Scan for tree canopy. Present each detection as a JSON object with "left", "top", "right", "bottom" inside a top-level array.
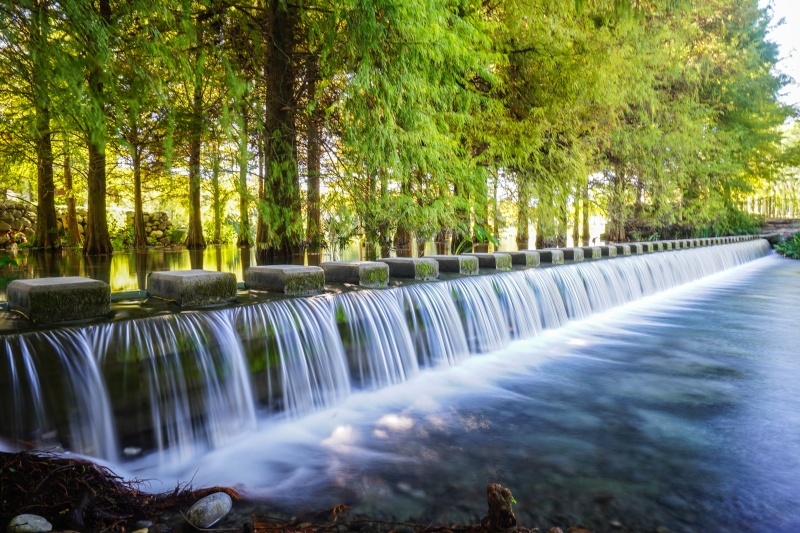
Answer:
[{"left": 0, "top": 0, "right": 794, "bottom": 256}]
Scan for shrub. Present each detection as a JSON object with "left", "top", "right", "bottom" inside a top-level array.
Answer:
[{"left": 774, "top": 232, "right": 800, "bottom": 259}]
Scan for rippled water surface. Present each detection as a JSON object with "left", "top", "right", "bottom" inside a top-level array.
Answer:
[{"left": 117, "top": 254, "right": 800, "bottom": 533}]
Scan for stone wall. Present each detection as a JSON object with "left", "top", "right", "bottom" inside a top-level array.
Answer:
[
  {"left": 0, "top": 202, "right": 36, "bottom": 247},
  {"left": 125, "top": 211, "right": 175, "bottom": 245},
  {"left": 56, "top": 209, "right": 88, "bottom": 241}
]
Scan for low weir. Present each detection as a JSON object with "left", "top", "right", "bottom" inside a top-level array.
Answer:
[{"left": 0, "top": 240, "right": 772, "bottom": 465}]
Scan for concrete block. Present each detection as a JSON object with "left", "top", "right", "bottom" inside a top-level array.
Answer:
[
  {"left": 576, "top": 246, "right": 597, "bottom": 259},
  {"left": 321, "top": 261, "right": 389, "bottom": 287},
  {"left": 7, "top": 277, "right": 110, "bottom": 324},
  {"left": 147, "top": 270, "right": 237, "bottom": 307},
  {"left": 464, "top": 252, "right": 512, "bottom": 271},
  {"left": 641, "top": 242, "right": 655, "bottom": 253},
  {"left": 629, "top": 243, "right": 644, "bottom": 254},
  {"left": 380, "top": 257, "right": 439, "bottom": 280},
  {"left": 564, "top": 248, "right": 585, "bottom": 261},
  {"left": 598, "top": 245, "right": 617, "bottom": 258},
  {"left": 508, "top": 250, "right": 541, "bottom": 267},
  {"left": 245, "top": 265, "right": 324, "bottom": 296},
  {"left": 537, "top": 249, "right": 564, "bottom": 265},
  {"left": 652, "top": 242, "right": 664, "bottom": 251},
  {"left": 614, "top": 244, "right": 631, "bottom": 256},
  {"left": 426, "top": 255, "right": 479, "bottom": 275}
]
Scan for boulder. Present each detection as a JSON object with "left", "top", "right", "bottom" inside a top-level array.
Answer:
[
  {"left": 7, "top": 514, "right": 52, "bottom": 533},
  {"left": 23, "top": 228, "right": 35, "bottom": 242},
  {"left": 0, "top": 221, "right": 10, "bottom": 232},
  {"left": 186, "top": 492, "right": 232, "bottom": 529},
  {"left": 246, "top": 265, "right": 325, "bottom": 295},
  {"left": 20, "top": 217, "right": 32, "bottom": 228},
  {"left": 7, "top": 277, "right": 110, "bottom": 324},
  {"left": 147, "top": 270, "right": 238, "bottom": 307},
  {"left": 151, "top": 230, "right": 164, "bottom": 238},
  {"left": 0, "top": 211, "right": 12, "bottom": 222}
]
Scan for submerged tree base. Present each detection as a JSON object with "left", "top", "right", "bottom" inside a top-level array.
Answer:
[{"left": 0, "top": 452, "right": 573, "bottom": 533}]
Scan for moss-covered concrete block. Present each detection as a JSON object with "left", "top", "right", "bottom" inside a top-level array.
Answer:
[
  {"left": 538, "top": 249, "right": 565, "bottom": 264},
  {"left": 614, "top": 244, "right": 631, "bottom": 256},
  {"left": 508, "top": 250, "right": 541, "bottom": 266},
  {"left": 597, "top": 245, "right": 617, "bottom": 258},
  {"left": 147, "top": 270, "right": 237, "bottom": 307},
  {"left": 321, "top": 261, "right": 389, "bottom": 287},
  {"left": 640, "top": 242, "right": 655, "bottom": 253},
  {"left": 381, "top": 257, "right": 439, "bottom": 280},
  {"left": 464, "top": 252, "right": 512, "bottom": 271},
  {"left": 7, "top": 277, "right": 110, "bottom": 324},
  {"left": 629, "top": 243, "right": 644, "bottom": 254},
  {"left": 427, "top": 255, "right": 479, "bottom": 275},
  {"left": 579, "top": 246, "right": 600, "bottom": 259},
  {"left": 245, "top": 265, "right": 324, "bottom": 295}
]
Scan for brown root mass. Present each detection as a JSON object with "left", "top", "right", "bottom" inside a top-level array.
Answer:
[{"left": 0, "top": 451, "right": 239, "bottom": 531}]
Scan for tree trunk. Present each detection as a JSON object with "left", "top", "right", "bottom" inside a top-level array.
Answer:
[
  {"left": 256, "top": 129, "right": 267, "bottom": 243},
  {"left": 31, "top": 3, "right": 58, "bottom": 251},
  {"left": 305, "top": 54, "right": 322, "bottom": 251},
  {"left": 237, "top": 109, "right": 252, "bottom": 247},
  {"left": 260, "top": 0, "right": 300, "bottom": 261},
  {"left": 572, "top": 183, "right": 580, "bottom": 247},
  {"left": 132, "top": 146, "right": 147, "bottom": 247},
  {"left": 185, "top": 20, "right": 206, "bottom": 250},
  {"left": 34, "top": 106, "right": 58, "bottom": 250},
  {"left": 582, "top": 179, "right": 590, "bottom": 245},
  {"left": 63, "top": 154, "right": 81, "bottom": 244},
  {"left": 82, "top": 0, "right": 113, "bottom": 255},
  {"left": 516, "top": 176, "right": 529, "bottom": 250},
  {"left": 84, "top": 139, "right": 113, "bottom": 254},
  {"left": 212, "top": 149, "right": 222, "bottom": 244}
]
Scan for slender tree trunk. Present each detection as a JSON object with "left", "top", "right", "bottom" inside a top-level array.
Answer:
[
  {"left": 256, "top": 124, "right": 267, "bottom": 243},
  {"left": 237, "top": 109, "right": 252, "bottom": 246},
  {"left": 517, "top": 175, "right": 529, "bottom": 250},
  {"left": 572, "top": 184, "right": 580, "bottom": 247},
  {"left": 82, "top": 0, "right": 113, "bottom": 255},
  {"left": 34, "top": 107, "right": 58, "bottom": 250},
  {"left": 305, "top": 54, "right": 322, "bottom": 250},
  {"left": 212, "top": 149, "right": 221, "bottom": 244},
  {"left": 582, "top": 179, "right": 590, "bottom": 245},
  {"left": 260, "top": 0, "right": 300, "bottom": 261},
  {"left": 185, "top": 33, "right": 206, "bottom": 250},
  {"left": 63, "top": 154, "right": 80, "bottom": 244},
  {"left": 133, "top": 146, "right": 147, "bottom": 247}
]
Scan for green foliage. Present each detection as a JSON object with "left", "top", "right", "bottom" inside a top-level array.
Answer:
[
  {"left": 775, "top": 232, "right": 800, "bottom": 260},
  {"left": 109, "top": 221, "right": 134, "bottom": 251}
]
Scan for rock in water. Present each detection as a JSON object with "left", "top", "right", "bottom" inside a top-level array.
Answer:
[
  {"left": 186, "top": 492, "right": 232, "bottom": 528},
  {"left": 482, "top": 483, "right": 517, "bottom": 531},
  {"left": 7, "top": 514, "right": 52, "bottom": 533}
]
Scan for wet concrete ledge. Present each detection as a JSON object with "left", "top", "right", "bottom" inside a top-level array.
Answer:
[{"left": 0, "top": 236, "right": 764, "bottom": 327}]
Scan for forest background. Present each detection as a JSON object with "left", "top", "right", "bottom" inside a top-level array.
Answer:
[{"left": 1, "top": 0, "right": 799, "bottom": 258}]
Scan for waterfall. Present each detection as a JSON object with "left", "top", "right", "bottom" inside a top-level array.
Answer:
[{"left": 0, "top": 240, "right": 773, "bottom": 465}]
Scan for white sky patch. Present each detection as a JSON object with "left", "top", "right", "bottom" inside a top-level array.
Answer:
[{"left": 764, "top": 0, "right": 800, "bottom": 107}]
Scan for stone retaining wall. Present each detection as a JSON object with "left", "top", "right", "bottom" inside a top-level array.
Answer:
[
  {"left": 0, "top": 202, "right": 36, "bottom": 247},
  {"left": 56, "top": 209, "right": 88, "bottom": 241},
  {"left": 125, "top": 211, "right": 175, "bottom": 245}
]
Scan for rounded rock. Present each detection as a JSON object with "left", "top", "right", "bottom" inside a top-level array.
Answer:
[
  {"left": 186, "top": 492, "right": 232, "bottom": 528},
  {"left": 7, "top": 514, "right": 52, "bottom": 533}
]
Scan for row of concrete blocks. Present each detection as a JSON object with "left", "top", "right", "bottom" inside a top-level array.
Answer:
[{"left": 5, "top": 235, "right": 758, "bottom": 324}]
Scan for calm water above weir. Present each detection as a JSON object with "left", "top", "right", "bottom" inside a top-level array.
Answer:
[{"left": 2, "top": 242, "right": 799, "bottom": 532}]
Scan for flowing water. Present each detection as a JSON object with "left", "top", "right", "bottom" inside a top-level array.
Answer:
[{"left": 3, "top": 240, "right": 798, "bottom": 532}]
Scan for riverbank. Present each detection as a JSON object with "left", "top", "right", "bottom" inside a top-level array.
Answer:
[{"left": 1, "top": 452, "right": 577, "bottom": 533}]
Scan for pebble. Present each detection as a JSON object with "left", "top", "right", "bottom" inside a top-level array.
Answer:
[
  {"left": 186, "top": 492, "right": 233, "bottom": 528},
  {"left": 135, "top": 521, "right": 154, "bottom": 529},
  {"left": 7, "top": 515, "right": 52, "bottom": 533},
  {"left": 610, "top": 520, "right": 623, "bottom": 529},
  {"left": 131, "top": 529, "right": 148, "bottom": 533},
  {"left": 655, "top": 528, "right": 672, "bottom": 533}
]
